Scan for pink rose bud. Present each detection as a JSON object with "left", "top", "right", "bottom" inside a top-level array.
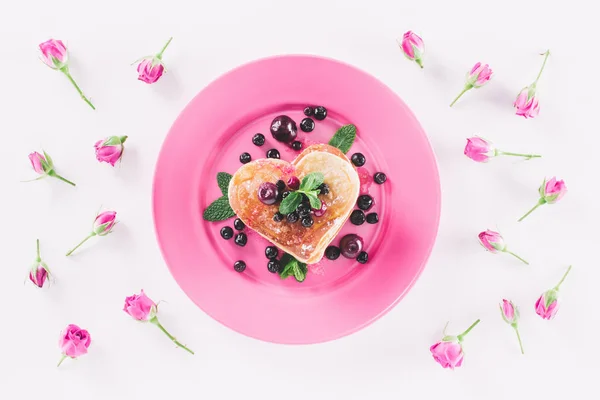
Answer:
[
  {"left": 478, "top": 230, "right": 528, "bottom": 264},
  {"left": 514, "top": 50, "right": 550, "bottom": 119},
  {"left": 398, "top": 31, "right": 424, "bottom": 68},
  {"left": 535, "top": 265, "right": 572, "bottom": 320},
  {"left": 124, "top": 290, "right": 194, "bottom": 355},
  {"left": 430, "top": 319, "right": 480, "bottom": 369},
  {"left": 94, "top": 136, "right": 128, "bottom": 166},
  {"left": 518, "top": 176, "right": 567, "bottom": 222},
  {"left": 499, "top": 299, "right": 524, "bottom": 354},
  {"left": 38, "top": 39, "right": 95, "bottom": 110},
  {"left": 134, "top": 37, "right": 173, "bottom": 84},
  {"left": 66, "top": 210, "right": 118, "bottom": 256},
  {"left": 26, "top": 151, "right": 76, "bottom": 187},
  {"left": 450, "top": 62, "right": 493, "bottom": 107},
  {"left": 464, "top": 137, "right": 541, "bottom": 163},
  {"left": 29, "top": 239, "right": 51, "bottom": 288},
  {"left": 57, "top": 324, "right": 91, "bottom": 367}
]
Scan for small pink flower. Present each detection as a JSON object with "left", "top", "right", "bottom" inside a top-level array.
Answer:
[
  {"left": 26, "top": 150, "right": 76, "bottom": 186},
  {"left": 124, "top": 290, "right": 194, "bottom": 354},
  {"left": 514, "top": 50, "right": 550, "bottom": 119},
  {"left": 134, "top": 37, "right": 173, "bottom": 84},
  {"left": 398, "top": 31, "right": 424, "bottom": 68},
  {"left": 430, "top": 319, "right": 480, "bottom": 369},
  {"left": 94, "top": 136, "right": 128, "bottom": 166},
  {"left": 535, "top": 266, "right": 572, "bottom": 320},
  {"left": 464, "top": 137, "right": 541, "bottom": 163},
  {"left": 450, "top": 62, "right": 493, "bottom": 107},
  {"left": 499, "top": 299, "right": 524, "bottom": 354},
  {"left": 124, "top": 290, "right": 157, "bottom": 321},
  {"left": 66, "top": 210, "right": 118, "bottom": 256},
  {"left": 518, "top": 176, "right": 567, "bottom": 221},
  {"left": 478, "top": 230, "right": 528, "bottom": 264},
  {"left": 39, "top": 39, "right": 68, "bottom": 69},
  {"left": 57, "top": 324, "right": 91, "bottom": 367},
  {"left": 38, "top": 39, "right": 95, "bottom": 109},
  {"left": 28, "top": 239, "right": 51, "bottom": 288}
]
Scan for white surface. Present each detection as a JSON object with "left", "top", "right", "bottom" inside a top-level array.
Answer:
[{"left": 1, "top": 0, "right": 597, "bottom": 398}]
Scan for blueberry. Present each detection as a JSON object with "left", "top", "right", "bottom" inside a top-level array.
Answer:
[
  {"left": 239, "top": 152, "right": 252, "bottom": 164},
  {"left": 291, "top": 141, "right": 303, "bottom": 151},
  {"left": 220, "top": 226, "right": 234, "bottom": 240},
  {"left": 267, "top": 259, "right": 281, "bottom": 273},
  {"left": 300, "top": 118, "right": 315, "bottom": 133},
  {"left": 356, "top": 251, "right": 368, "bottom": 264},
  {"left": 286, "top": 211, "right": 299, "bottom": 223},
  {"left": 374, "top": 172, "right": 387, "bottom": 184},
  {"left": 301, "top": 216, "right": 314, "bottom": 227},
  {"left": 273, "top": 212, "right": 284, "bottom": 222},
  {"left": 252, "top": 133, "right": 265, "bottom": 146},
  {"left": 318, "top": 183, "right": 329, "bottom": 195},
  {"left": 314, "top": 106, "right": 327, "bottom": 120},
  {"left": 339, "top": 234, "right": 364, "bottom": 259},
  {"left": 281, "top": 191, "right": 290, "bottom": 199},
  {"left": 276, "top": 180, "right": 286, "bottom": 192},
  {"left": 234, "top": 232, "right": 247, "bottom": 247},
  {"left": 366, "top": 213, "right": 379, "bottom": 224},
  {"left": 266, "top": 148, "right": 280, "bottom": 159},
  {"left": 265, "top": 246, "right": 279, "bottom": 259},
  {"left": 270, "top": 115, "right": 297, "bottom": 143},
  {"left": 351, "top": 153, "right": 366, "bottom": 167},
  {"left": 234, "top": 218, "right": 245, "bottom": 230},
  {"left": 233, "top": 260, "right": 246, "bottom": 272},
  {"left": 357, "top": 195, "right": 374, "bottom": 211},
  {"left": 350, "top": 210, "right": 366, "bottom": 225},
  {"left": 303, "top": 106, "right": 314, "bottom": 116},
  {"left": 325, "top": 246, "right": 341, "bottom": 260},
  {"left": 297, "top": 203, "right": 310, "bottom": 217}
]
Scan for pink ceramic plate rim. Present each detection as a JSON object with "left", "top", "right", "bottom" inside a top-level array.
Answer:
[{"left": 152, "top": 55, "right": 441, "bottom": 344}]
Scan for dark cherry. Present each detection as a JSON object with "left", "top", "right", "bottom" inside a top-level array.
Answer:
[
  {"left": 234, "top": 218, "right": 245, "bottom": 230},
  {"left": 325, "top": 246, "right": 341, "bottom": 260},
  {"left": 267, "top": 259, "right": 281, "bottom": 273},
  {"left": 265, "top": 246, "right": 279, "bottom": 259},
  {"left": 314, "top": 106, "right": 327, "bottom": 120},
  {"left": 339, "top": 234, "right": 364, "bottom": 259},
  {"left": 266, "top": 148, "right": 280, "bottom": 159},
  {"left": 239, "top": 152, "right": 251, "bottom": 164},
  {"left": 257, "top": 182, "right": 279, "bottom": 205},
  {"left": 273, "top": 212, "right": 284, "bottom": 222},
  {"left": 374, "top": 172, "right": 387, "bottom": 184},
  {"left": 351, "top": 153, "right": 366, "bottom": 167},
  {"left": 233, "top": 260, "right": 246, "bottom": 272},
  {"left": 300, "top": 118, "right": 315, "bottom": 133},
  {"left": 357, "top": 195, "right": 374, "bottom": 211},
  {"left": 270, "top": 115, "right": 297, "bottom": 143},
  {"left": 234, "top": 232, "right": 247, "bottom": 247},
  {"left": 366, "top": 213, "right": 379, "bottom": 224},
  {"left": 313, "top": 202, "right": 327, "bottom": 217},
  {"left": 286, "top": 211, "right": 299, "bottom": 223},
  {"left": 291, "top": 141, "right": 303, "bottom": 151},
  {"left": 350, "top": 210, "right": 366, "bottom": 225},
  {"left": 220, "top": 226, "right": 234, "bottom": 240},
  {"left": 356, "top": 251, "right": 369, "bottom": 264},
  {"left": 287, "top": 176, "right": 300, "bottom": 190},
  {"left": 303, "top": 106, "right": 314, "bottom": 116},
  {"left": 252, "top": 133, "right": 265, "bottom": 146}
]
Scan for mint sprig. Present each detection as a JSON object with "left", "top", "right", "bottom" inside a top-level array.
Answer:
[
  {"left": 279, "top": 172, "right": 324, "bottom": 214},
  {"left": 328, "top": 124, "right": 356, "bottom": 154},
  {"left": 203, "top": 172, "right": 236, "bottom": 221},
  {"left": 279, "top": 253, "right": 308, "bottom": 282}
]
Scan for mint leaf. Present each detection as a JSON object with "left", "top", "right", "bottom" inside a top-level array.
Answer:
[
  {"left": 293, "top": 262, "right": 307, "bottom": 282},
  {"left": 305, "top": 191, "right": 321, "bottom": 210},
  {"left": 203, "top": 196, "right": 235, "bottom": 221},
  {"left": 300, "top": 172, "right": 325, "bottom": 191},
  {"left": 328, "top": 124, "right": 356, "bottom": 154},
  {"left": 217, "top": 172, "right": 233, "bottom": 196},
  {"left": 279, "top": 192, "right": 302, "bottom": 215},
  {"left": 278, "top": 253, "right": 307, "bottom": 283}
]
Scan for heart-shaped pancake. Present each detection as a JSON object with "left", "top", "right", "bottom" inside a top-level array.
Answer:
[{"left": 228, "top": 144, "right": 360, "bottom": 264}]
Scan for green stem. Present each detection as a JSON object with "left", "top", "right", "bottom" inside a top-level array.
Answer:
[
  {"left": 49, "top": 171, "right": 76, "bottom": 187},
  {"left": 534, "top": 50, "right": 550, "bottom": 85},
  {"left": 415, "top": 58, "right": 424, "bottom": 69},
  {"left": 57, "top": 354, "right": 68, "bottom": 367},
  {"left": 514, "top": 327, "right": 524, "bottom": 354},
  {"left": 119, "top": 136, "right": 128, "bottom": 144},
  {"left": 505, "top": 250, "right": 529, "bottom": 265},
  {"left": 66, "top": 233, "right": 95, "bottom": 256},
  {"left": 151, "top": 318, "right": 194, "bottom": 355},
  {"left": 457, "top": 319, "right": 480, "bottom": 341},
  {"left": 554, "top": 265, "right": 572, "bottom": 290},
  {"left": 498, "top": 151, "right": 542, "bottom": 160},
  {"left": 450, "top": 85, "right": 472, "bottom": 107},
  {"left": 62, "top": 70, "right": 96, "bottom": 110},
  {"left": 518, "top": 200, "right": 545, "bottom": 222},
  {"left": 156, "top": 37, "right": 173, "bottom": 59},
  {"left": 36, "top": 239, "right": 41, "bottom": 262}
]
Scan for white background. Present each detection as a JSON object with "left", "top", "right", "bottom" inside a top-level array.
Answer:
[{"left": 1, "top": 0, "right": 598, "bottom": 399}]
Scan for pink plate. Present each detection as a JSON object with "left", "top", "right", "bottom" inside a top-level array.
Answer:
[{"left": 153, "top": 55, "right": 440, "bottom": 344}]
